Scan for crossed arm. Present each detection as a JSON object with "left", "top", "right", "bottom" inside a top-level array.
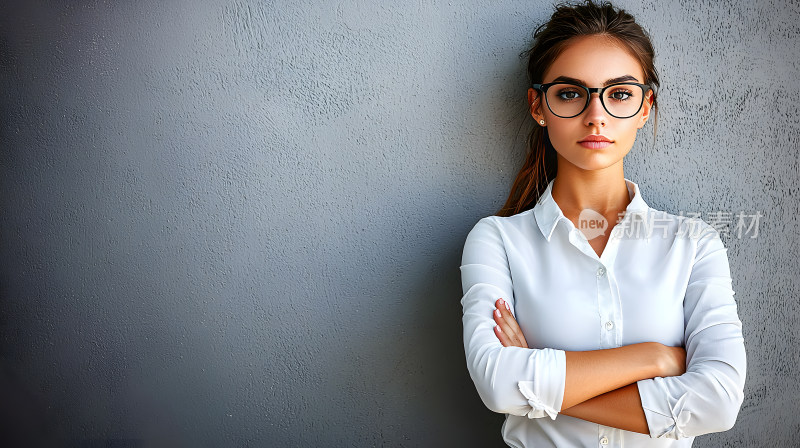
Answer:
[
  {"left": 492, "top": 297, "right": 687, "bottom": 434},
  {"left": 462, "top": 218, "right": 746, "bottom": 438}
]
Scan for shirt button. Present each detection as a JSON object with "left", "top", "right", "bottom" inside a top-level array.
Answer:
[
  {"left": 596, "top": 266, "right": 606, "bottom": 277},
  {"left": 605, "top": 321, "right": 614, "bottom": 331},
  {"left": 600, "top": 436, "right": 609, "bottom": 445}
]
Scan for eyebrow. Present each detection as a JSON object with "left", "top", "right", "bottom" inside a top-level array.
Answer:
[{"left": 550, "top": 75, "right": 640, "bottom": 85}]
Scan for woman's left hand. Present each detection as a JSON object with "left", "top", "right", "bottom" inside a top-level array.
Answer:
[{"left": 493, "top": 298, "right": 529, "bottom": 349}]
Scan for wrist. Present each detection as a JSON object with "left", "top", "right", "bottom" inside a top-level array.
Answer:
[
  {"left": 646, "top": 342, "right": 666, "bottom": 378},
  {"left": 626, "top": 342, "right": 663, "bottom": 379}
]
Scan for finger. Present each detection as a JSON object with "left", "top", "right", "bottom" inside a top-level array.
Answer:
[
  {"left": 493, "top": 323, "right": 512, "bottom": 347},
  {"left": 494, "top": 299, "right": 519, "bottom": 346},
  {"left": 494, "top": 299, "right": 519, "bottom": 339},
  {"left": 496, "top": 299, "right": 529, "bottom": 348},
  {"left": 494, "top": 307, "right": 522, "bottom": 347}
]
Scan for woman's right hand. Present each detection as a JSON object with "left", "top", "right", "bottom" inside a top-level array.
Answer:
[
  {"left": 493, "top": 298, "right": 529, "bottom": 349},
  {"left": 656, "top": 343, "right": 687, "bottom": 377}
]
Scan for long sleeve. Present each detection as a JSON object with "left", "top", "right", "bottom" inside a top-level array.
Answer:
[
  {"left": 637, "top": 223, "right": 747, "bottom": 439},
  {"left": 460, "top": 217, "right": 567, "bottom": 419}
]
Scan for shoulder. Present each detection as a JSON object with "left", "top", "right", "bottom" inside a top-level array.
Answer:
[
  {"left": 643, "top": 208, "right": 727, "bottom": 259},
  {"left": 462, "top": 211, "right": 540, "bottom": 263},
  {"left": 642, "top": 207, "right": 715, "bottom": 234},
  {"left": 465, "top": 210, "right": 536, "bottom": 239},
  {"left": 463, "top": 216, "right": 501, "bottom": 245}
]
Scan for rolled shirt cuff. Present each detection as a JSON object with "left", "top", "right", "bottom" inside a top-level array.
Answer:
[
  {"left": 638, "top": 377, "right": 692, "bottom": 439},
  {"left": 516, "top": 348, "right": 566, "bottom": 420}
]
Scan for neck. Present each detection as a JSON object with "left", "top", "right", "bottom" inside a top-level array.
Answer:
[{"left": 551, "top": 163, "right": 631, "bottom": 216}]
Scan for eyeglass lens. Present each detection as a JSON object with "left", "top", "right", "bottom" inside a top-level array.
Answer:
[{"left": 545, "top": 84, "right": 645, "bottom": 118}]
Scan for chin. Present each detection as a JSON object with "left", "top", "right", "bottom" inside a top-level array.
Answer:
[
  {"left": 576, "top": 163, "right": 618, "bottom": 172},
  {"left": 559, "top": 155, "right": 620, "bottom": 172}
]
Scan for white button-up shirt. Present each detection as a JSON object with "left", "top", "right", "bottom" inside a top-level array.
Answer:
[{"left": 460, "top": 178, "right": 746, "bottom": 447}]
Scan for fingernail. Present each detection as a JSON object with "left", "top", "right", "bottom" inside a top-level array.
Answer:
[
  {"left": 504, "top": 301, "right": 511, "bottom": 311},
  {"left": 495, "top": 325, "right": 502, "bottom": 333},
  {"left": 498, "top": 298, "right": 504, "bottom": 305},
  {"left": 495, "top": 309, "right": 502, "bottom": 318}
]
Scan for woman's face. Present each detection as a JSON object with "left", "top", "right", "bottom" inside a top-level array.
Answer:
[{"left": 529, "top": 34, "right": 654, "bottom": 172}]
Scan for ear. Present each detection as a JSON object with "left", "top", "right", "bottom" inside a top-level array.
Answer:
[
  {"left": 528, "top": 88, "right": 545, "bottom": 125},
  {"left": 638, "top": 90, "right": 654, "bottom": 128}
]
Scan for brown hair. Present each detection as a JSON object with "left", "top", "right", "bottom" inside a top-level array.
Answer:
[{"left": 496, "top": 0, "right": 660, "bottom": 217}]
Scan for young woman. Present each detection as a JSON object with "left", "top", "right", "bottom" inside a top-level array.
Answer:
[{"left": 459, "top": 1, "right": 746, "bottom": 446}]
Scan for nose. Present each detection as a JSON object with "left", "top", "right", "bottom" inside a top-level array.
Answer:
[{"left": 583, "top": 93, "right": 607, "bottom": 127}]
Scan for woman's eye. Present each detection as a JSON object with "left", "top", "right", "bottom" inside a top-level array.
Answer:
[
  {"left": 557, "top": 90, "right": 581, "bottom": 100},
  {"left": 610, "top": 90, "right": 633, "bottom": 101}
]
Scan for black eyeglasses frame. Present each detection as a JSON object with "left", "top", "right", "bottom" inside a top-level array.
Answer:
[{"left": 531, "top": 81, "right": 652, "bottom": 119}]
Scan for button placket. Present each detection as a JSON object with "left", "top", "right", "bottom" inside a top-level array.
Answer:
[
  {"left": 608, "top": 269, "right": 625, "bottom": 348},
  {"left": 596, "top": 264, "right": 615, "bottom": 349}
]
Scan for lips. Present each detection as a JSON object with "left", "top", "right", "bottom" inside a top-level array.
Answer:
[
  {"left": 579, "top": 135, "right": 612, "bottom": 143},
  {"left": 579, "top": 134, "right": 613, "bottom": 149}
]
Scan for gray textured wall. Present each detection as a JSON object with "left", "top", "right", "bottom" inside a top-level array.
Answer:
[{"left": 1, "top": 0, "right": 797, "bottom": 446}]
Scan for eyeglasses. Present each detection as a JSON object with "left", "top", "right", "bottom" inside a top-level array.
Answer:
[{"left": 532, "top": 82, "right": 652, "bottom": 119}]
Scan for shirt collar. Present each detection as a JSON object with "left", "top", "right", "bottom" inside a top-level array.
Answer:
[{"left": 533, "top": 177, "right": 650, "bottom": 242}]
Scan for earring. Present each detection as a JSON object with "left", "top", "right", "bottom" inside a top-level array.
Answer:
[{"left": 539, "top": 120, "right": 545, "bottom": 126}]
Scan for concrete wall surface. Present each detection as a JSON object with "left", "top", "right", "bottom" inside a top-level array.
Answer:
[{"left": 1, "top": 0, "right": 798, "bottom": 446}]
